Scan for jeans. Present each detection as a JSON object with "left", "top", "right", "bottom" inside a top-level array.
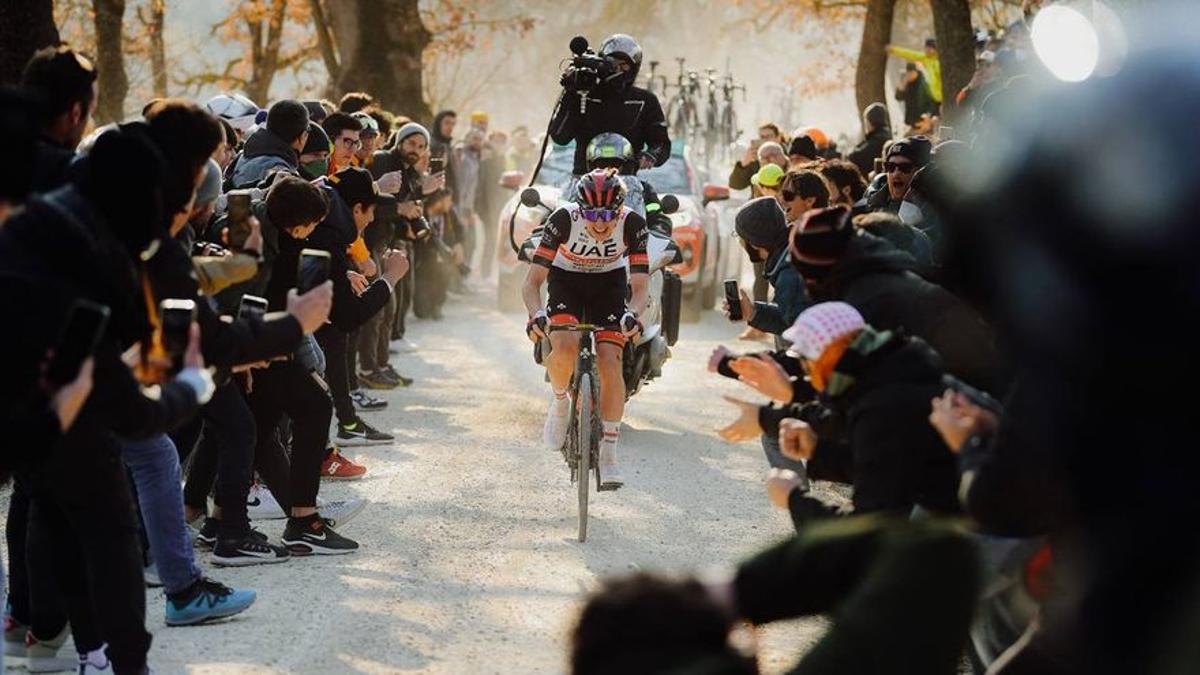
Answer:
[
  {"left": 316, "top": 325, "right": 356, "bottom": 427},
  {"left": 122, "top": 435, "right": 202, "bottom": 595},
  {"left": 294, "top": 333, "right": 326, "bottom": 374}
]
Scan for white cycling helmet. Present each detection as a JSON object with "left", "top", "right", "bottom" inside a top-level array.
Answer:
[{"left": 204, "top": 93, "right": 260, "bottom": 133}]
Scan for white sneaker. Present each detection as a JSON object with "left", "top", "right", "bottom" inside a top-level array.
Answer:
[
  {"left": 247, "top": 484, "right": 286, "bottom": 520},
  {"left": 321, "top": 498, "right": 367, "bottom": 529},
  {"left": 542, "top": 396, "right": 570, "bottom": 450},
  {"left": 391, "top": 338, "right": 418, "bottom": 354},
  {"left": 599, "top": 444, "right": 625, "bottom": 490}
]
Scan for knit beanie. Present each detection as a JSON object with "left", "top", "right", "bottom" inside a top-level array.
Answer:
[
  {"left": 734, "top": 197, "right": 789, "bottom": 249},
  {"left": 195, "top": 158, "right": 222, "bottom": 208},
  {"left": 394, "top": 121, "right": 430, "bottom": 146},
  {"left": 301, "top": 121, "right": 330, "bottom": 155},
  {"left": 789, "top": 204, "right": 853, "bottom": 280},
  {"left": 787, "top": 135, "right": 817, "bottom": 160}
]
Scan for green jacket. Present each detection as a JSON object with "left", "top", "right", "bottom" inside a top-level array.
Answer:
[{"left": 888, "top": 46, "right": 943, "bottom": 103}]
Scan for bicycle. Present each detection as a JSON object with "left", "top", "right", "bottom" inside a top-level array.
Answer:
[
  {"left": 665, "top": 58, "right": 702, "bottom": 149},
  {"left": 546, "top": 323, "right": 605, "bottom": 542},
  {"left": 718, "top": 72, "right": 745, "bottom": 164}
]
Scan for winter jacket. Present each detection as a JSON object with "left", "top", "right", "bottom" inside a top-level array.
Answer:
[
  {"left": 888, "top": 46, "right": 943, "bottom": 103},
  {"left": 454, "top": 143, "right": 482, "bottom": 221},
  {"left": 728, "top": 159, "right": 759, "bottom": 191},
  {"left": 896, "top": 70, "right": 938, "bottom": 127},
  {"left": 430, "top": 110, "right": 457, "bottom": 191},
  {"left": 550, "top": 85, "right": 671, "bottom": 176},
  {"left": 231, "top": 127, "right": 299, "bottom": 188},
  {"left": 847, "top": 128, "right": 891, "bottom": 178},
  {"left": 788, "top": 329, "right": 961, "bottom": 526},
  {"left": 748, "top": 246, "right": 808, "bottom": 335},
  {"left": 30, "top": 136, "right": 76, "bottom": 193},
  {"left": 811, "top": 233, "right": 1003, "bottom": 394}
]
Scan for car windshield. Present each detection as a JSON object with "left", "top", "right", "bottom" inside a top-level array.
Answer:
[
  {"left": 639, "top": 157, "right": 693, "bottom": 196},
  {"left": 536, "top": 144, "right": 576, "bottom": 190}
]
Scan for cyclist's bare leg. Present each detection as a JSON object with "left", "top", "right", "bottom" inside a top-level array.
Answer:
[
  {"left": 597, "top": 342, "right": 627, "bottom": 487},
  {"left": 545, "top": 331, "right": 581, "bottom": 392}
]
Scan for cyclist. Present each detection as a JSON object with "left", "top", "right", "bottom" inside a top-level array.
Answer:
[
  {"left": 523, "top": 169, "right": 650, "bottom": 489},
  {"left": 583, "top": 132, "right": 672, "bottom": 237}
]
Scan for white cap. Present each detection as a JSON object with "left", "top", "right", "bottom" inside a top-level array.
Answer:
[
  {"left": 782, "top": 302, "right": 866, "bottom": 360},
  {"left": 205, "top": 93, "right": 260, "bottom": 132}
]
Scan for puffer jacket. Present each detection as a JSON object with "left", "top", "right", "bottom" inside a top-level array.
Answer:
[{"left": 230, "top": 127, "right": 298, "bottom": 188}]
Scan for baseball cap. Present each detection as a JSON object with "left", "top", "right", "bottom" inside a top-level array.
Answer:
[
  {"left": 329, "top": 166, "right": 378, "bottom": 208},
  {"left": 351, "top": 111, "right": 379, "bottom": 137},
  {"left": 886, "top": 136, "right": 934, "bottom": 168},
  {"left": 782, "top": 302, "right": 866, "bottom": 360},
  {"left": 751, "top": 163, "right": 785, "bottom": 188},
  {"left": 204, "top": 93, "right": 260, "bottom": 132}
]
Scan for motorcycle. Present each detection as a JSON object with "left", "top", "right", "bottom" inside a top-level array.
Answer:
[{"left": 510, "top": 185, "right": 684, "bottom": 400}]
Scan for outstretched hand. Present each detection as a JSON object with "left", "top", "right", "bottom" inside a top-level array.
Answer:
[
  {"left": 716, "top": 395, "right": 762, "bottom": 442},
  {"left": 730, "top": 354, "right": 792, "bottom": 403}
]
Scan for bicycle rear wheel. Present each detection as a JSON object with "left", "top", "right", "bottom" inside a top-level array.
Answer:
[{"left": 576, "top": 373, "right": 593, "bottom": 543}]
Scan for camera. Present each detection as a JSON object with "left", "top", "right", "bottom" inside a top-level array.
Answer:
[
  {"left": 430, "top": 237, "right": 470, "bottom": 277},
  {"left": 560, "top": 36, "right": 615, "bottom": 95}
]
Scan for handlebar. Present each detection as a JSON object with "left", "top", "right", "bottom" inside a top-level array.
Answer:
[{"left": 549, "top": 323, "right": 601, "bottom": 333}]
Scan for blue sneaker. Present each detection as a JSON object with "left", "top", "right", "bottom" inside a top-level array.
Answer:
[{"left": 165, "top": 578, "right": 256, "bottom": 626}]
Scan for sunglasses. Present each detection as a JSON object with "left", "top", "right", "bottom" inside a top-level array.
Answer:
[
  {"left": 782, "top": 189, "right": 800, "bottom": 202},
  {"left": 581, "top": 208, "right": 619, "bottom": 223},
  {"left": 884, "top": 161, "right": 915, "bottom": 174}
]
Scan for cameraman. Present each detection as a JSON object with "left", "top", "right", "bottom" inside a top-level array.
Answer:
[{"left": 550, "top": 34, "right": 670, "bottom": 177}]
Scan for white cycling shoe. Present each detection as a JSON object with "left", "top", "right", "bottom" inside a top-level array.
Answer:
[
  {"left": 599, "top": 444, "right": 625, "bottom": 490},
  {"left": 543, "top": 396, "right": 570, "bottom": 450}
]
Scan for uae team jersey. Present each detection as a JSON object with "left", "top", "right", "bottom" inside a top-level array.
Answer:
[{"left": 531, "top": 203, "right": 650, "bottom": 275}]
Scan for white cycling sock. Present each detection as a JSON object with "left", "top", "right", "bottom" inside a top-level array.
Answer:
[
  {"left": 552, "top": 387, "right": 568, "bottom": 406},
  {"left": 79, "top": 645, "right": 109, "bottom": 668},
  {"left": 601, "top": 421, "right": 620, "bottom": 458}
]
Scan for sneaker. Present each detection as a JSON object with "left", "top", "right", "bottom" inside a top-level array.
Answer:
[
  {"left": 4, "top": 614, "right": 27, "bottom": 658},
  {"left": 144, "top": 563, "right": 163, "bottom": 588},
  {"left": 351, "top": 389, "right": 388, "bottom": 412},
  {"left": 599, "top": 444, "right": 625, "bottom": 490},
  {"left": 320, "top": 498, "right": 366, "bottom": 529},
  {"left": 194, "top": 517, "right": 219, "bottom": 549},
  {"left": 77, "top": 647, "right": 112, "bottom": 674},
  {"left": 25, "top": 624, "right": 75, "bottom": 673},
  {"left": 165, "top": 578, "right": 256, "bottom": 627},
  {"left": 282, "top": 517, "right": 359, "bottom": 556},
  {"left": 321, "top": 448, "right": 368, "bottom": 480},
  {"left": 381, "top": 365, "right": 414, "bottom": 387},
  {"left": 391, "top": 338, "right": 418, "bottom": 354},
  {"left": 246, "top": 483, "right": 286, "bottom": 520},
  {"left": 358, "top": 369, "right": 398, "bottom": 390},
  {"left": 337, "top": 420, "right": 393, "bottom": 446},
  {"left": 542, "top": 396, "right": 570, "bottom": 450},
  {"left": 212, "top": 534, "right": 291, "bottom": 567}
]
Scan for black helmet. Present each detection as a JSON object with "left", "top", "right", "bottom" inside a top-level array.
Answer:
[{"left": 599, "top": 34, "right": 643, "bottom": 85}]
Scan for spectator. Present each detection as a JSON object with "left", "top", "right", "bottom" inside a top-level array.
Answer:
[
  {"left": 351, "top": 111, "right": 380, "bottom": 167},
  {"left": 896, "top": 63, "right": 938, "bottom": 129},
  {"left": 298, "top": 120, "right": 332, "bottom": 180},
  {"left": 230, "top": 99, "right": 309, "bottom": 188},
  {"left": 888, "top": 37, "right": 943, "bottom": 107},
  {"left": 862, "top": 136, "right": 932, "bottom": 214},
  {"left": 819, "top": 159, "right": 868, "bottom": 205},
  {"left": 203, "top": 92, "right": 260, "bottom": 140},
  {"left": 478, "top": 129, "right": 509, "bottom": 276},
  {"left": 848, "top": 102, "right": 892, "bottom": 177},
  {"left": 749, "top": 162, "right": 785, "bottom": 201},
  {"left": 21, "top": 46, "right": 98, "bottom": 192},
  {"left": 338, "top": 91, "right": 374, "bottom": 114},
  {"left": 789, "top": 205, "right": 1002, "bottom": 393},
  {"left": 726, "top": 197, "right": 805, "bottom": 337},
  {"left": 322, "top": 111, "right": 364, "bottom": 175},
  {"left": 779, "top": 169, "right": 831, "bottom": 223},
  {"left": 853, "top": 211, "right": 934, "bottom": 269},
  {"left": 728, "top": 123, "right": 784, "bottom": 190},
  {"left": 506, "top": 125, "right": 538, "bottom": 174},
  {"left": 453, "top": 128, "right": 486, "bottom": 278},
  {"left": 786, "top": 135, "right": 818, "bottom": 169}
]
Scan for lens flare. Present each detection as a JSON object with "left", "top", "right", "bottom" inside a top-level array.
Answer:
[{"left": 1032, "top": 6, "right": 1101, "bottom": 82}]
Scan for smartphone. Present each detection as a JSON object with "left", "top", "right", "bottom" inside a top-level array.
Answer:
[
  {"left": 226, "top": 190, "right": 253, "bottom": 249},
  {"left": 873, "top": 157, "right": 884, "bottom": 176},
  {"left": 297, "top": 248, "right": 332, "bottom": 294},
  {"left": 940, "top": 375, "right": 1003, "bottom": 415},
  {"left": 429, "top": 156, "right": 445, "bottom": 174},
  {"left": 237, "top": 294, "right": 268, "bottom": 321},
  {"left": 724, "top": 279, "right": 742, "bottom": 322},
  {"left": 46, "top": 299, "right": 111, "bottom": 387},
  {"left": 937, "top": 125, "right": 954, "bottom": 141},
  {"left": 160, "top": 298, "right": 197, "bottom": 371}
]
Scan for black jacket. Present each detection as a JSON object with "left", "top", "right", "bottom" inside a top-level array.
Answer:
[
  {"left": 812, "top": 233, "right": 1003, "bottom": 394},
  {"left": 0, "top": 189, "right": 201, "bottom": 471},
  {"left": 790, "top": 331, "right": 961, "bottom": 525},
  {"left": 897, "top": 72, "right": 938, "bottom": 126},
  {"left": 267, "top": 185, "right": 391, "bottom": 334},
  {"left": 30, "top": 136, "right": 76, "bottom": 194},
  {"left": 550, "top": 85, "right": 670, "bottom": 175},
  {"left": 847, "top": 128, "right": 891, "bottom": 177},
  {"left": 230, "top": 127, "right": 299, "bottom": 189}
]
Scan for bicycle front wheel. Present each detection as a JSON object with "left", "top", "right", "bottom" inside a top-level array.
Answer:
[{"left": 576, "top": 373, "right": 593, "bottom": 543}]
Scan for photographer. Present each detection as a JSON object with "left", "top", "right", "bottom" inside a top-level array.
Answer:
[{"left": 550, "top": 34, "right": 670, "bottom": 177}]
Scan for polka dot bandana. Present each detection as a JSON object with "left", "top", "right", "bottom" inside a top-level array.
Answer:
[{"left": 782, "top": 302, "right": 866, "bottom": 361}]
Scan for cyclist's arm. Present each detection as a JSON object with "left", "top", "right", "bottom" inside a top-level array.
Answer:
[
  {"left": 522, "top": 264, "right": 549, "bottom": 318},
  {"left": 626, "top": 211, "right": 651, "bottom": 316},
  {"left": 524, "top": 209, "right": 569, "bottom": 316}
]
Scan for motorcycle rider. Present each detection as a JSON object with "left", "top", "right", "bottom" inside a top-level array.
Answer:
[
  {"left": 523, "top": 170, "right": 650, "bottom": 489},
  {"left": 550, "top": 34, "right": 671, "bottom": 177},
  {"left": 584, "top": 132, "right": 672, "bottom": 237}
]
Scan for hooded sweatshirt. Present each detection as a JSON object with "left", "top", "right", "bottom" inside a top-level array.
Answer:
[{"left": 231, "top": 127, "right": 299, "bottom": 188}]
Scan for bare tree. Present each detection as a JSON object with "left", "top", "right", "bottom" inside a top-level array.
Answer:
[
  {"left": 855, "top": 0, "right": 897, "bottom": 117},
  {"left": 0, "top": 0, "right": 60, "bottom": 85},
  {"left": 930, "top": 0, "right": 975, "bottom": 120},
  {"left": 332, "top": 0, "right": 432, "bottom": 121},
  {"left": 92, "top": 0, "right": 128, "bottom": 123},
  {"left": 137, "top": 0, "right": 168, "bottom": 98}
]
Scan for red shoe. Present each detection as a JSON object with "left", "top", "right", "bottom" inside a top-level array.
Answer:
[{"left": 321, "top": 448, "right": 367, "bottom": 480}]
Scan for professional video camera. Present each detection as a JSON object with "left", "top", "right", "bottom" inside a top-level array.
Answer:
[{"left": 560, "top": 36, "right": 616, "bottom": 106}]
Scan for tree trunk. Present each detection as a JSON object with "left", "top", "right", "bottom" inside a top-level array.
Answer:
[
  {"left": 307, "top": 0, "right": 342, "bottom": 91},
  {"left": 246, "top": 0, "right": 288, "bottom": 104},
  {"left": 930, "top": 0, "right": 975, "bottom": 122},
  {"left": 148, "top": 0, "right": 167, "bottom": 98},
  {"left": 855, "top": 0, "right": 896, "bottom": 120},
  {"left": 93, "top": 0, "right": 128, "bottom": 124},
  {"left": 0, "top": 0, "right": 60, "bottom": 86},
  {"left": 334, "top": 0, "right": 431, "bottom": 123}
]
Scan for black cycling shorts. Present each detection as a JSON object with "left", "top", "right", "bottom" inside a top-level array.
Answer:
[{"left": 546, "top": 267, "right": 628, "bottom": 346}]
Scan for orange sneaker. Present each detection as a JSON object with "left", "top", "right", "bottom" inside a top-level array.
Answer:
[{"left": 320, "top": 448, "right": 367, "bottom": 480}]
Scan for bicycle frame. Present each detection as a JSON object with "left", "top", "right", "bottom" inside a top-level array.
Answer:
[{"left": 547, "top": 323, "right": 603, "bottom": 541}]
